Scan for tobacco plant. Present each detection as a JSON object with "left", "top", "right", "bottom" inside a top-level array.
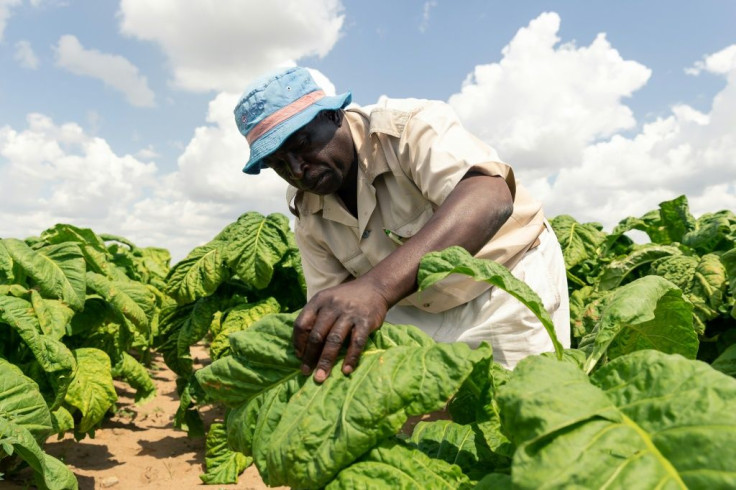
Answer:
[{"left": 0, "top": 224, "right": 169, "bottom": 488}]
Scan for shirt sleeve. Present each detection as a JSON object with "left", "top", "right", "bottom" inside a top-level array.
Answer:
[
  {"left": 397, "top": 100, "right": 516, "bottom": 206},
  {"left": 294, "top": 218, "right": 352, "bottom": 300}
]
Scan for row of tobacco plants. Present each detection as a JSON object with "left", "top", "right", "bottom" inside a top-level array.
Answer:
[
  {"left": 3, "top": 194, "right": 736, "bottom": 489},
  {"left": 0, "top": 225, "right": 171, "bottom": 489}
]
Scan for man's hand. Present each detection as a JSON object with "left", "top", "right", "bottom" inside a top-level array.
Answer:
[{"left": 293, "top": 277, "right": 389, "bottom": 383}]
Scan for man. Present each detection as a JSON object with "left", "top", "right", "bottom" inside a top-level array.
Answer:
[{"left": 234, "top": 66, "right": 570, "bottom": 382}]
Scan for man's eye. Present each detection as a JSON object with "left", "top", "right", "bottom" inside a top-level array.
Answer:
[
  {"left": 295, "top": 135, "right": 310, "bottom": 149},
  {"left": 265, "top": 156, "right": 285, "bottom": 169}
]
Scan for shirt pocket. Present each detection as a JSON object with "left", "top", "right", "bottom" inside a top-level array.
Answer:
[
  {"left": 383, "top": 202, "right": 435, "bottom": 243},
  {"left": 336, "top": 249, "right": 374, "bottom": 278}
]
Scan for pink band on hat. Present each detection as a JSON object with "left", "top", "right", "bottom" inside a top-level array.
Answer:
[{"left": 246, "top": 90, "right": 326, "bottom": 144}]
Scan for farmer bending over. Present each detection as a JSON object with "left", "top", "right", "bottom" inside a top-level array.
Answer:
[{"left": 234, "top": 66, "right": 570, "bottom": 381}]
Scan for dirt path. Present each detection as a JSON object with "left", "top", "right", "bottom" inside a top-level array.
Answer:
[{"left": 2, "top": 347, "right": 280, "bottom": 490}]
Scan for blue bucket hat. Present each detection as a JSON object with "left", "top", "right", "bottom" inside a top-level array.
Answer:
[{"left": 234, "top": 66, "right": 352, "bottom": 175}]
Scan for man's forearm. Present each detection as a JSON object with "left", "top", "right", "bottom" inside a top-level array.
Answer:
[{"left": 361, "top": 173, "right": 513, "bottom": 307}]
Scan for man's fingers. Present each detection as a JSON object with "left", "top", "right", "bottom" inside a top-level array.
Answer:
[
  {"left": 342, "top": 321, "right": 370, "bottom": 376},
  {"left": 293, "top": 306, "right": 318, "bottom": 358},
  {"left": 299, "top": 308, "right": 339, "bottom": 372},
  {"left": 313, "top": 319, "right": 352, "bottom": 383}
]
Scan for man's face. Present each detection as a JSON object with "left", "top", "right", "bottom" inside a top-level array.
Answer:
[{"left": 262, "top": 110, "right": 354, "bottom": 195}]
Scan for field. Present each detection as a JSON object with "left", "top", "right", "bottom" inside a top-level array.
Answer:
[
  {"left": 3, "top": 346, "right": 277, "bottom": 490},
  {"left": 1, "top": 196, "right": 735, "bottom": 489}
]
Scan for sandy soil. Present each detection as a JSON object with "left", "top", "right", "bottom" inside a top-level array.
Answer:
[{"left": 2, "top": 346, "right": 283, "bottom": 490}]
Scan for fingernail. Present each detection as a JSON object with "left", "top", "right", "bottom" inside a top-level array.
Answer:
[
  {"left": 301, "top": 364, "right": 310, "bottom": 375},
  {"left": 342, "top": 366, "right": 353, "bottom": 376},
  {"left": 314, "top": 369, "right": 326, "bottom": 383}
]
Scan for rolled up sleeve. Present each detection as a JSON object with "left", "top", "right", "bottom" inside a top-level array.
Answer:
[{"left": 397, "top": 101, "right": 516, "bottom": 206}]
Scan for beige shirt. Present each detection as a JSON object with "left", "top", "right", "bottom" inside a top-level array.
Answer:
[{"left": 290, "top": 98, "right": 545, "bottom": 313}]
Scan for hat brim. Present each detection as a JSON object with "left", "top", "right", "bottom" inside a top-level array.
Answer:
[{"left": 242, "top": 91, "right": 352, "bottom": 175}]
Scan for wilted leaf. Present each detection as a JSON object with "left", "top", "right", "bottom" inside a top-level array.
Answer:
[
  {"left": 64, "top": 348, "right": 117, "bottom": 435},
  {"left": 199, "top": 422, "right": 251, "bottom": 484}
]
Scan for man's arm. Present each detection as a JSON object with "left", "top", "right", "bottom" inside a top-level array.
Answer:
[{"left": 293, "top": 171, "right": 513, "bottom": 382}]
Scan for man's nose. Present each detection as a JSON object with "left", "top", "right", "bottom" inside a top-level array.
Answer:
[{"left": 285, "top": 152, "right": 304, "bottom": 179}]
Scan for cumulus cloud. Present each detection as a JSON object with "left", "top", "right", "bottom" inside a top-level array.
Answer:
[
  {"left": 54, "top": 35, "right": 156, "bottom": 107},
  {"left": 686, "top": 44, "right": 736, "bottom": 76},
  {"left": 449, "top": 12, "right": 651, "bottom": 179},
  {"left": 14, "top": 39, "right": 38, "bottom": 69},
  {"left": 124, "top": 91, "right": 291, "bottom": 260},
  {"left": 117, "top": 0, "right": 345, "bottom": 92},
  {"left": 0, "top": 113, "right": 158, "bottom": 241},
  {"left": 547, "top": 43, "right": 736, "bottom": 226},
  {"left": 447, "top": 13, "right": 735, "bottom": 229}
]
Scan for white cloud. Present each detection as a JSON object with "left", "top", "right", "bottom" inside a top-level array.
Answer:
[
  {"left": 545, "top": 44, "right": 736, "bottom": 227},
  {"left": 0, "top": 0, "right": 21, "bottom": 41},
  {"left": 686, "top": 44, "right": 736, "bottom": 76},
  {"left": 419, "top": 1, "right": 437, "bottom": 33},
  {"left": 117, "top": 0, "right": 345, "bottom": 93},
  {"left": 14, "top": 39, "right": 38, "bottom": 69},
  {"left": 449, "top": 12, "right": 651, "bottom": 180},
  {"left": 447, "top": 19, "right": 736, "bottom": 229},
  {"left": 0, "top": 113, "right": 158, "bottom": 240},
  {"left": 53, "top": 34, "right": 155, "bottom": 107},
  {"left": 135, "top": 145, "right": 160, "bottom": 160}
]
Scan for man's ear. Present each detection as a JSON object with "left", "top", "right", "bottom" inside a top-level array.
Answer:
[{"left": 325, "top": 109, "right": 344, "bottom": 127}]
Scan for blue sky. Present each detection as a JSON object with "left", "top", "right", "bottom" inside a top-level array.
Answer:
[{"left": 1, "top": 1, "right": 735, "bottom": 261}]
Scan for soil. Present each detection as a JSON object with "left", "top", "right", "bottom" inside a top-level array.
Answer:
[{"left": 1, "top": 346, "right": 283, "bottom": 490}]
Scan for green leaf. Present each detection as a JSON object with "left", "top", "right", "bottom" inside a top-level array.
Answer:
[
  {"left": 0, "top": 296, "right": 76, "bottom": 408},
  {"left": 683, "top": 212, "right": 735, "bottom": 253},
  {"left": 219, "top": 212, "right": 291, "bottom": 290},
  {"left": 498, "top": 351, "right": 736, "bottom": 489},
  {"left": 39, "top": 224, "right": 127, "bottom": 281},
  {"left": 199, "top": 422, "right": 251, "bottom": 484},
  {"left": 474, "top": 473, "right": 513, "bottom": 489},
  {"left": 196, "top": 313, "right": 491, "bottom": 488},
  {"left": 50, "top": 406, "right": 74, "bottom": 435},
  {"left": 580, "top": 276, "right": 697, "bottom": 373},
  {"left": 652, "top": 253, "right": 727, "bottom": 334},
  {"left": 408, "top": 419, "right": 508, "bottom": 478},
  {"left": 29, "top": 290, "right": 74, "bottom": 340},
  {"left": 597, "top": 244, "right": 682, "bottom": 291},
  {"left": 0, "top": 417, "right": 79, "bottom": 490},
  {"left": 326, "top": 440, "right": 473, "bottom": 489},
  {"left": 165, "top": 243, "right": 229, "bottom": 304},
  {"left": 0, "top": 358, "right": 53, "bottom": 443},
  {"left": 85, "top": 272, "right": 150, "bottom": 336},
  {"left": 112, "top": 352, "right": 156, "bottom": 405},
  {"left": 64, "top": 348, "right": 117, "bottom": 435},
  {"left": 712, "top": 343, "right": 736, "bottom": 377},
  {"left": 549, "top": 215, "right": 606, "bottom": 269},
  {"left": 173, "top": 376, "right": 204, "bottom": 437},
  {"left": 210, "top": 297, "right": 281, "bottom": 361},
  {"left": 417, "top": 246, "right": 563, "bottom": 359},
  {"left": 659, "top": 194, "right": 696, "bottom": 243},
  {"left": 0, "top": 240, "right": 14, "bottom": 283},
  {"left": 174, "top": 296, "right": 222, "bottom": 374},
  {"left": 2, "top": 239, "right": 86, "bottom": 310},
  {"left": 722, "top": 248, "right": 736, "bottom": 294}
]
